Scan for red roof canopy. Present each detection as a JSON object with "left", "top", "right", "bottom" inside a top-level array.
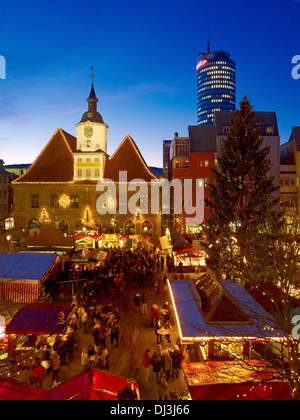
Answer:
[
  {"left": 182, "top": 361, "right": 292, "bottom": 400},
  {"left": 0, "top": 369, "right": 139, "bottom": 400}
]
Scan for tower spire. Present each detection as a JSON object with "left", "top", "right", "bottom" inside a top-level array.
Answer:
[{"left": 87, "top": 67, "right": 98, "bottom": 112}]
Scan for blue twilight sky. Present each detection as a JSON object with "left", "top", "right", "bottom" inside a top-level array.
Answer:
[{"left": 0, "top": 0, "right": 300, "bottom": 167}]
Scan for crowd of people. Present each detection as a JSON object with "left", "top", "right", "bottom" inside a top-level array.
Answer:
[{"left": 27, "top": 245, "right": 187, "bottom": 399}]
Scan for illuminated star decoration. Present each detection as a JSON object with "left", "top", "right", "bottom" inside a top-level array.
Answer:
[{"left": 59, "top": 194, "right": 71, "bottom": 209}]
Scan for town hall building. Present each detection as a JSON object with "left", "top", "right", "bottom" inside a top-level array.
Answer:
[{"left": 12, "top": 81, "right": 161, "bottom": 246}]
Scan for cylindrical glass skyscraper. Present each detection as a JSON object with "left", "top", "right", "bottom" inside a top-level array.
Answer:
[{"left": 197, "top": 49, "right": 236, "bottom": 125}]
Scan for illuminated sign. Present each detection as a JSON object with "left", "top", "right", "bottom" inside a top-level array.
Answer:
[{"left": 196, "top": 59, "right": 208, "bottom": 71}]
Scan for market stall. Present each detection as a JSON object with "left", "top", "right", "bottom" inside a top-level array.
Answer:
[
  {"left": 50, "top": 368, "right": 140, "bottom": 400},
  {"left": 0, "top": 369, "right": 140, "bottom": 400},
  {"left": 99, "top": 234, "right": 128, "bottom": 248},
  {"left": 182, "top": 361, "right": 292, "bottom": 400},
  {"left": 0, "top": 302, "right": 27, "bottom": 361},
  {"left": 0, "top": 253, "right": 59, "bottom": 303},
  {"left": 6, "top": 302, "right": 75, "bottom": 366},
  {"left": 173, "top": 248, "right": 207, "bottom": 272}
]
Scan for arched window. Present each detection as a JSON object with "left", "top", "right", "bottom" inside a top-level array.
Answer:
[
  {"left": 28, "top": 219, "right": 41, "bottom": 236},
  {"left": 125, "top": 220, "right": 135, "bottom": 235},
  {"left": 142, "top": 220, "right": 152, "bottom": 236},
  {"left": 59, "top": 220, "right": 69, "bottom": 235}
]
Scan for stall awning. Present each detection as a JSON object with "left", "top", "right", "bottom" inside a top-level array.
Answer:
[
  {"left": 173, "top": 248, "right": 207, "bottom": 258},
  {"left": 0, "top": 252, "right": 57, "bottom": 281},
  {"left": 6, "top": 303, "right": 74, "bottom": 335},
  {"left": 159, "top": 236, "right": 172, "bottom": 250},
  {"left": 169, "top": 275, "right": 285, "bottom": 342},
  {"left": 0, "top": 379, "right": 49, "bottom": 400},
  {"left": 50, "top": 368, "right": 140, "bottom": 400},
  {"left": 0, "top": 369, "right": 140, "bottom": 400},
  {"left": 182, "top": 361, "right": 292, "bottom": 400}
]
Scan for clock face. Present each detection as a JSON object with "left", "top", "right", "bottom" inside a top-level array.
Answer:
[{"left": 84, "top": 126, "right": 93, "bottom": 139}]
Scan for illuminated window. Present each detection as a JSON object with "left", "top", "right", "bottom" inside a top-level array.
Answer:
[
  {"left": 70, "top": 194, "right": 79, "bottom": 208},
  {"left": 175, "top": 158, "right": 190, "bottom": 169},
  {"left": 205, "top": 160, "right": 209, "bottom": 167}
]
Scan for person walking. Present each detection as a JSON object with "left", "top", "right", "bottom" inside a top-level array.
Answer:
[
  {"left": 151, "top": 351, "right": 162, "bottom": 385},
  {"left": 51, "top": 352, "right": 61, "bottom": 387},
  {"left": 81, "top": 347, "right": 89, "bottom": 371},
  {"left": 150, "top": 304, "right": 157, "bottom": 328},
  {"left": 142, "top": 349, "right": 152, "bottom": 382},
  {"left": 140, "top": 292, "right": 148, "bottom": 315},
  {"left": 81, "top": 308, "right": 88, "bottom": 334},
  {"left": 30, "top": 360, "right": 46, "bottom": 388},
  {"left": 165, "top": 320, "right": 172, "bottom": 346},
  {"left": 133, "top": 292, "right": 141, "bottom": 313},
  {"left": 171, "top": 345, "right": 183, "bottom": 379},
  {"left": 162, "top": 349, "right": 172, "bottom": 382}
]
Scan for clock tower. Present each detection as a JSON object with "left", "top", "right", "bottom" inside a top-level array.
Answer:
[{"left": 74, "top": 78, "right": 109, "bottom": 181}]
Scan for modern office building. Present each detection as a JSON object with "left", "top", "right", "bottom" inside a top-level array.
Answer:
[
  {"left": 197, "top": 44, "right": 236, "bottom": 125},
  {"left": 166, "top": 111, "right": 280, "bottom": 234}
]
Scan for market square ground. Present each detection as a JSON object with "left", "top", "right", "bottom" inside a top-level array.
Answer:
[{"left": 8, "top": 269, "right": 193, "bottom": 400}]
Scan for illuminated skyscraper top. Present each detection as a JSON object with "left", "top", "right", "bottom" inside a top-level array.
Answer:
[{"left": 196, "top": 44, "right": 236, "bottom": 125}]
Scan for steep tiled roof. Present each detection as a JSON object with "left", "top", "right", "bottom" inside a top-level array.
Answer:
[
  {"left": 13, "top": 128, "right": 76, "bottom": 183},
  {"left": 104, "top": 134, "right": 157, "bottom": 182},
  {"left": 13, "top": 130, "right": 156, "bottom": 184}
]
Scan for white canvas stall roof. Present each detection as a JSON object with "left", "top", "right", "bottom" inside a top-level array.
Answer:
[
  {"left": 169, "top": 278, "right": 285, "bottom": 342},
  {"left": 0, "top": 253, "right": 57, "bottom": 281}
]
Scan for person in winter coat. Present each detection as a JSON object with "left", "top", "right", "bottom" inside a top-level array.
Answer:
[
  {"left": 81, "top": 308, "right": 88, "bottom": 334},
  {"left": 140, "top": 292, "right": 148, "bottom": 315},
  {"left": 133, "top": 292, "right": 141, "bottom": 313},
  {"left": 150, "top": 305, "right": 157, "bottom": 328},
  {"left": 171, "top": 345, "right": 183, "bottom": 378},
  {"left": 142, "top": 349, "right": 152, "bottom": 382},
  {"left": 151, "top": 351, "right": 162, "bottom": 384},
  {"left": 162, "top": 349, "right": 172, "bottom": 382},
  {"left": 51, "top": 352, "right": 61, "bottom": 387},
  {"left": 81, "top": 347, "right": 89, "bottom": 371}
]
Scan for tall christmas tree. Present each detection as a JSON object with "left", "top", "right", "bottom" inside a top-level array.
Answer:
[{"left": 204, "top": 96, "right": 281, "bottom": 281}]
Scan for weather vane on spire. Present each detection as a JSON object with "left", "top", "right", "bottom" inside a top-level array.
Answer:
[{"left": 91, "top": 65, "right": 94, "bottom": 84}]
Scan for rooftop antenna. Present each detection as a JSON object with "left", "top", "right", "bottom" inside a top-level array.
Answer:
[{"left": 207, "top": 31, "right": 210, "bottom": 53}]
